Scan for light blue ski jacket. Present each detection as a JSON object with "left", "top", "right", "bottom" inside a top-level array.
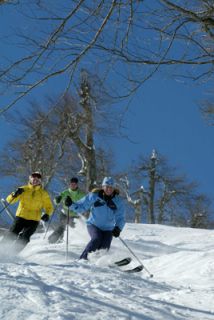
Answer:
[{"left": 71, "top": 190, "right": 125, "bottom": 231}]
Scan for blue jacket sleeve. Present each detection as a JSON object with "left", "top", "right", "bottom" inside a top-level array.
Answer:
[
  {"left": 115, "top": 198, "right": 126, "bottom": 231},
  {"left": 70, "top": 192, "right": 95, "bottom": 214}
]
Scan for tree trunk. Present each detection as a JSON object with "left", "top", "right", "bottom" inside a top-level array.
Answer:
[
  {"left": 80, "top": 72, "right": 97, "bottom": 191},
  {"left": 148, "top": 153, "right": 156, "bottom": 224}
]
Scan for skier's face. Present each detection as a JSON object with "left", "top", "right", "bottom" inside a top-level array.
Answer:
[
  {"left": 29, "top": 176, "right": 42, "bottom": 186},
  {"left": 103, "top": 185, "right": 114, "bottom": 196},
  {"left": 70, "top": 182, "right": 78, "bottom": 190}
]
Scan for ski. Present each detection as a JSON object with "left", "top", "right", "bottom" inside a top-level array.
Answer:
[
  {"left": 125, "top": 265, "right": 143, "bottom": 273},
  {"left": 114, "top": 258, "right": 143, "bottom": 273},
  {"left": 114, "top": 257, "right": 132, "bottom": 267}
]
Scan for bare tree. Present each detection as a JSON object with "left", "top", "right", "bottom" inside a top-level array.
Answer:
[
  {"left": 119, "top": 176, "right": 146, "bottom": 223},
  {"left": 0, "top": 102, "right": 77, "bottom": 190},
  {"left": 201, "top": 96, "right": 214, "bottom": 125},
  {"left": 0, "top": 1, "right": 213, "bottom": 114},
  {"left": 126, "top": 150, "right": 211, "bottom": 226},
  {"left": 117, "top": 150, "right": 213, "bottom": 227},
  {"left": 186, "top": 194, "right": 211, "bottom": 228},
  {"left": 0, "top": 72, "right": 120, "bottom": 191}
]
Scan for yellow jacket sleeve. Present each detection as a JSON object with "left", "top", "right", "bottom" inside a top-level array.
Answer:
[
  {"left": 42, "top": 190, "right": 54, "bottom": 216},
  {"left": 6, "top": 187, "right": 26, "bottom": 204}
]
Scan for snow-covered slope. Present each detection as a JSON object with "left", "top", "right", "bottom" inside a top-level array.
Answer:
[{"left": 0, "top": 218, "right": 213, "bottom": 320}]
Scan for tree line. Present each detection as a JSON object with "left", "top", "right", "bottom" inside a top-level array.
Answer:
[
  {"left": 0, "top": 1, "right": 213, "bottom": 227},
  {"left": 0, "top": 72, "right": 212, "bottom": 229}
]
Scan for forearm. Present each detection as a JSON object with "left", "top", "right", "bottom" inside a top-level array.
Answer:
[
  {"left": 6, "top": 194, "right": 19, "bottom": 204},
  {"left": 71, "top": 194, "right": 92, "bottom": 214}
]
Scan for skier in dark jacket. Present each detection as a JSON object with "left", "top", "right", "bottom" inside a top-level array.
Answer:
[
  {"left": 64, "top": 177, "right": 125, "bottom": 260},
  {"left": 48, "top": 177, "right": 85, "bottom": 244}
]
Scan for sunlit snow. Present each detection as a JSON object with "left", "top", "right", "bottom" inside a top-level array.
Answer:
[{"left": 0, "top": 217, "right": 213, "bottom": 320}]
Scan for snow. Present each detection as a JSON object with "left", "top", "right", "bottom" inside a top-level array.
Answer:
[{"left": 0, "top": 218, "right": 214, "bottom": 320}]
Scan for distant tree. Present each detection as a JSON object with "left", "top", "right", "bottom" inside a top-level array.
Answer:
[
  {"left": 0, "top": 100, "right": 79, "bottom": 189},
  {"left": 118, "top": 176, "right": 145, "bottom": 223},
  {"left": 120, "top": 150, "right": 212, "bottom": 227},
  {"left": 0, "top": 71, "right": 119, "bottom": 191},
  {"left": 201, "top": 96, "right": 214, "bottom": 126},
  {"left": 186, "top": 194, "right": 211, "bottom": 229}
]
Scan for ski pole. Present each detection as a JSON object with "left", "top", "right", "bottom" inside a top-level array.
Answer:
[
  {"left": 119, "top": 236, "right": 154, "bottom": 278},
  {"left": 0, "top": 199, "right": 15, "bottom": 222},
  {"left": 43, "top": 204, "right": 59, "bottom": 239},
  {"left": 66, "top": 207, "right": 70, "bottom": 261},
  {"left": 0, "top": 198, "right": 13, "bottom": 215}
]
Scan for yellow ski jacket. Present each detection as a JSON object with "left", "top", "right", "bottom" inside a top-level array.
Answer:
[{"left": 6, "top": 184, "right": 53, "bottom": 221}]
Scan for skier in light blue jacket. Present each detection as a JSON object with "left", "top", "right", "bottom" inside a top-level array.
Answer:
[{"left": 64, "top": 177, "right": 125, "bottom": 259}]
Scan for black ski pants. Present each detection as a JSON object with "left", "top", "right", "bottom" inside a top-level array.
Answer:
[{"left": 3, "top": 216, "right": 39, "bottom": 252}]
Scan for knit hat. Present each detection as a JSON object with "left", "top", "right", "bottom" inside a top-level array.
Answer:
[
  {"left": 70, "top": 177, "right": 78, "bottom": 183},
  {"left": 31, "top": 172, "right": 42, "bottom": 179},
  {"left": 102, "top": 177, "right": 115, "bottom": 187}
]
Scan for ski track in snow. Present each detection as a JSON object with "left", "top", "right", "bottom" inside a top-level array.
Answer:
[{"left": 0, "top": 222, "right": 214, "bottom": 320}]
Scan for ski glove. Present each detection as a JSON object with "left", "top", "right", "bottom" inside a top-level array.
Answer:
[
  {"left": 55, "top": 195, "right": 62, "bottom": 204},
  {"left": 112, "top": 226, "right": 121, "bottom": 238},
  {"left": 65, "top": 196, "right": 73, "bottom": 207},
  {"left": 12, "top": 187, "right": 24, "bottom": 198},
  {"left": 41, "top": 213, "right": 49, "bottom": 222}
]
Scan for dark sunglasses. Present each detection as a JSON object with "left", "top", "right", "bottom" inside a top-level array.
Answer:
[{"left": 31, "top": 173, "right": 42, "bottom": 179}]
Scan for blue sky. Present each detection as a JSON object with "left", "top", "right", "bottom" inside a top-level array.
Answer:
[
  {"left": 108, "top": 76, "right": 214, "bottom": 203},
  {"left": 0, "top": 3, "right": 213, "bottom": 211}
]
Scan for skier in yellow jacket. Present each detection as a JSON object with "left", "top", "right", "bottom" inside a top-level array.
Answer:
[{"left": 2, "top": 172, "right": 53, "bottom": 253}]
